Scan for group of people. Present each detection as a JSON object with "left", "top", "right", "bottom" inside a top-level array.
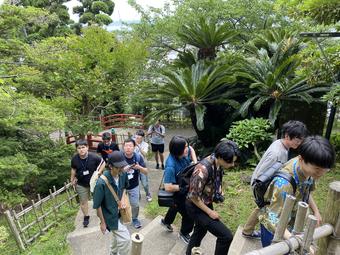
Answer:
[{"left": 69, "top": 119, "right": 336, "bottom": 255}]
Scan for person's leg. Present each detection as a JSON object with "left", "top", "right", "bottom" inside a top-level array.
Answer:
[
  {"left": 242, "top": 207, "right": 260, "bottom": 236},
  {"left": 260, "top": 224, "right": 274, "bottom": 247},
  {"left": 112, "top": 220, "right": 131, "bottom": 255},
  {"left": 204, "top": 220, "right": 233, "bottom": 255},
  {"left": 163, "top": 205, "right": 178, "bottom": 225},
  {"left": 128, "top": 186, "right": 141, "bottom": 228},
  {"left": 177, "top": 200, "right": 194, "bottom": 235},
  {"left": 159, "top": 144, "right": 165, "bottom": 168},
  {"left": 151, "top": 143, "right": 159, "bottom": 168},
  {"left": 76, "top": 184, "right": 90, "bottom": 226},
  {"left": 139, "top": 173, "right": 150, "bottom": 197},
  {"left": 186, "top": 223, "right": 207, "bottom": 255}
]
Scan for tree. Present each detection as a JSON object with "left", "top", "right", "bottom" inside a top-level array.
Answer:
[
  {"left": 236, "top": 30, "right": 329, "bottom": 125},
  {"left": 73, "top": 0, "right": 114, "bottom": 26},
  {"left": 177, "top": 18, "right": 237, "bottom": 60},
  {"left": 146, "top": 61, "right": 240, "bottom": 147}
]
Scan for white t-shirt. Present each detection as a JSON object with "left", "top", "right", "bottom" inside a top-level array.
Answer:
[
  {"left": 148, "top": 125, "right": 165, "bottom": 144},
  {"left": 134, "top": 141, "right": 149, "bottom": 160}
]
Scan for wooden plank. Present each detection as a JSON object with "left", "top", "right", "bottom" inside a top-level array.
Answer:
[{"left": 300, "top": 215, "right": 317, "bottom": 254}]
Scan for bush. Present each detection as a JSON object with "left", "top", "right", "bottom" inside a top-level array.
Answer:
[
  {"left": 330, "top": 132, "right": 340, "bottom": 160},
  {"left": 226, "top": 118, "right": 272, "bottom": 163}
]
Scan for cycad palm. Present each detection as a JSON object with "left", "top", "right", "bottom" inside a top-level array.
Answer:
[
  {"left": 147, "top": 61, "right": 240, "bottom": 132},
  {"left": 177, "top": 18, "right": 237, "bottom": 60},
  {"left": 238, "top": 32, "right": 329, "bottom": 125}
]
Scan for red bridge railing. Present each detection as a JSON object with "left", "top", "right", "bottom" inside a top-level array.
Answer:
[{"left": 100, "top": 114, "right": 144, "bottom": 130}]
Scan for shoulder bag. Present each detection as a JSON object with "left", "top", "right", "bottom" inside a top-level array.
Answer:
[
  {"left": 100, "top": 175, "right": 132, "bottom": 224},
  {"left": 157, "top": 172, "right": 174, "bottom": 207}
]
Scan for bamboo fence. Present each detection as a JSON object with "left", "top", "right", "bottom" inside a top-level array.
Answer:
[{"left": 4, "top": 181, "right": 78, "bottom": 251}]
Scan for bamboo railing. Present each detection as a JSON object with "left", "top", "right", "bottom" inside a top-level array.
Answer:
[
  {"left": 246, "top": 181, "right": 340, "bottom": 255},
  {"left": 4, "top": 181, "right": 78, "bottom": 251}
]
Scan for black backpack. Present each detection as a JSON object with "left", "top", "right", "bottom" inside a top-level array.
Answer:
[
  {"left": 252, "top": 162, "right": 297, "bottom": 208},
  {"left": 176, "top": 158, "right": 213, "bottom": 199}
]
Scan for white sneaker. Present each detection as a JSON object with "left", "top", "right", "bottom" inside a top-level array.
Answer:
[{"left": 146, "top": 195, "right": 152, "bottom": 202}]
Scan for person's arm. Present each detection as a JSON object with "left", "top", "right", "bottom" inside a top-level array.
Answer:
[
  {"left": 96, "top": 207, "right": 107, "bottom": 234},
  {"left": 189, "top": 145, "right": 198, "bottom": 163},
  {"left": 308, "top": 194, "right": 322, "bottom": 226},
  {"left": 70, "top": 168, "right": 77, "bottom": 186},
  {"left": 120, "top": 189, "right": 128, "bottom": 209},
  {"left": 164, "top": 183, "right": 179, "bottom": 192},
  {"left": 190, "top": 196, "right": 220, "bottom": 220},
  {"left": 135, "top": 163, "right": 148, "bottom": 175},
  {"left": 154, "top": 126, "right": 165, "bottom": 137},
  {"left": 147, "top": 126, "right": 153, "bottom": 136}
]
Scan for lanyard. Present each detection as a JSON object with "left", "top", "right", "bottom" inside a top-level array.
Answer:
[
  {"left": 293, "top": 160, "right": 313, "bottom": 202},
  {"left": 79, "top": 155, "right": 89, "bottom": 172}
]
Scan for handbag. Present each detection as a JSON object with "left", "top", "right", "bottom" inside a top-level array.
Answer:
[
  {"left": 157, "top": 172, "right": 174, "bottom": 207},
  {"left": 100, "top": 175, "right": 132, "bottom": 224}
]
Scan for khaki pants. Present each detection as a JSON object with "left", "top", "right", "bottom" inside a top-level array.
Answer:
[{"left": 243, "top": 207, "right": 260, "bottom": 234}]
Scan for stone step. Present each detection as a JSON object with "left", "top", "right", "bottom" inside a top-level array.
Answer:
[{"left": 228, "top": 226, "right": 262, "bottom": 255}]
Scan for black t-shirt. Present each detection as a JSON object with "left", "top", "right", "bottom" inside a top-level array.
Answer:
[
  {"left": 71, "top": 152, "right": 103, "bottom": 187},
  {"left": 124, "top": 152, "right": 146, "bottom": 190},
  {"left": 97, "top": 142, "right": 120, "bottom": 162}
]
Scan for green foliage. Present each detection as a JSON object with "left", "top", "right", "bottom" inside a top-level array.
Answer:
[
  {"left": 146, "top": 61, "right": 239, "bottom": 131},
  {"left": 236, "top": 30, "right": 330, "bottom": 126},
  {"left": 0, "top": 226, "right": 9, "bottom": 249},
  {"left": 74, "top": 0, "right": 114, "bottom": 26},
  {"left": 330, "top": 132, "right": 340, "bottom": 158},
  {"left": 227, "top": 118, "right": 272, "bottom": 161}
]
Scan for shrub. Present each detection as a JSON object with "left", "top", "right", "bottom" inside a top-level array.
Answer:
[
  {"left": 330, "top": 132, "right": 340, "bottom": 160},
  {"left": 226, "top": 118, "right": 272, "bottom": 161}
]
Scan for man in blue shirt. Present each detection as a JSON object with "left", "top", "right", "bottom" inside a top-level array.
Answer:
[{"left": 123, "top": 138, "right": 148, "bottom": 229}]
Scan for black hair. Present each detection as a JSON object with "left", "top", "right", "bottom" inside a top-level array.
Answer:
[
  {"left": 123, "top": 138, "right": 136, "bottom": 146},
  {"left": 214, "top": 140, "right": 240, "bottom": 163},
  {"left": 102, "top": 132, "right": 111, "bottom": 140},
  {"left": 299, "top": 135, "right": 335, "bottom": 169},
  {"left": 169, "top": 136, "right": 188, "bottom": 158},
  {"left": 75, "top": 139, "right": 88, "bottom": 148},
  {"left": 135, "top": 130, "right": 145, "bottom": 137},
  {"left": 281, "top": 120, "right": 308, "bottom": 139}
]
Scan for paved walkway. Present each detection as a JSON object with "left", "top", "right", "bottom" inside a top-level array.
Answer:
[{"left": 67, "top": 127, "right": 196, "bottom": 254}]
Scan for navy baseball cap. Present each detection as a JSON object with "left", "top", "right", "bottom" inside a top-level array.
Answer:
[{"left": 107, "top": 151, "right": 128, "bottom": 168}]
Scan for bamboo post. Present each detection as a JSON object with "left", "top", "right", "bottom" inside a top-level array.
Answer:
[
  {"left": 191, "top": 247, "right": 204, "bottom": 254},
  {"left": 49, "top": 189, "right": 58, "bottom": 221},
  {"left": 131, "top": 232, "right": 144, "bottom": 255},
  {"left": 20, "top": 204, "right": 29, "bottom": 243},
  {"left": 293, "top": 201, "right": 309, "bottom": 234},
  {"left": 326, "top": 214, "right": 340, "bottom": 255},
  {"left": 64, "top": 182, "right": 72, "bottom": 207},
  {"left": 37, "top": 194, "right": 47, "bottom": 228},
  {"left": 273, "top": 194, "right": 296, "bottom": 242},
  {"left": 53, "top": 185, "right": 59, "bottom": 210},
  {"left": 4, "top": 210, "right": 25, "bottom": 251},
  {"left": 317, "top": 181, "right": 340, "bottom": 255},
  {"left": 31, "top": 200, "right": 43, "bottom": 234},
  {"left": 12, "top": 209, "right": 27, "bottom": 245},
  {"left": 301, "top": 215, "right": 318, "bottom": 254}
]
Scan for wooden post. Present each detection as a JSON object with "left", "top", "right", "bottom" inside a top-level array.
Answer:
[
  {"left": 273, "top": 194, "right": 296, "bottom": 242},
  {"left": 293, "top": 201, "right": 309, "bottom": 234},
  {"left": 64, "top": 182, "right": 72, "bottom": 207},
  {"left": 37, "top": 194, "right": 47, "bottom": 228},
  {"left": 191, "top": 247, "right": 204, "bottom": 255},
  {"left": 31, "top": 200, "right": 43, "bottom": 234},
  {"left": 53, "top": 185, "right": 59, "bottom": 210},
  {"left": 318, "top": 181, "right": 340, "bottom": 255},
  {"left": 49, "top": 189, "right": 58, "bottom": 221},
  {"left": 131, "top": 232, "right": 144, "bottom": 255},
  {"left": 327, "top": 215, "right": 340, "bottom": 255},
  {"left": 4, "top": 210, "right": 25, "bottom": 251},
  {"left": 301, "top": 215, "right": 318, "bottom": 254},
  {"left": 20, "top": 204, "right": 29, "bottom": 243}
]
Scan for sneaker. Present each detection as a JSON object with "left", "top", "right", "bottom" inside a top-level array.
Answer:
[
  {"left": 160, "top": 219, "right": 174, "bottom": 232},
  {"left": 161, "top": 164, "right": 165, "bottom": 170},
  {"left": 83, "top": 216, "right": 90, "bottom": 227},
  {"left": 132, "top": 219, "right": 142, "bottom": 229},
  {"left": 156, "top": 163, "right": 159, "bottom": 169},
  {"left": 179, "top": 232, "right": 190, "bottom": 244},
  {"left": 242, "top": 230, "right": 261, "bottom": 239},
  {"left": 146, "top": 195, "right": 152, "bottom": 202}
]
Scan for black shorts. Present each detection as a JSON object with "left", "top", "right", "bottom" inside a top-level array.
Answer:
[{"left": 151, "top": 143, "right": 164, "bottom": 153}]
